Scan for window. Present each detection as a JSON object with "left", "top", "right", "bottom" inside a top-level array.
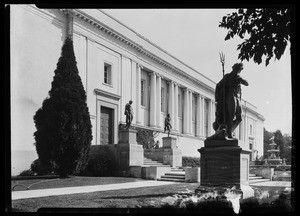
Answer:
[
  {"left": 249, "top": 142, "right": 253, "bottom": 150},
  {"left": 141, "top": 79, "right": 145, "bottom": 106},
  {"left": 104, "top": 63, "right": 112, "bottom": 85},
  {"left": 250, "top": 125, "right": 253, "bottom": 136}
]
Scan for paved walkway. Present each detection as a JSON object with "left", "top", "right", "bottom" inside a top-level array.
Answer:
[
  {"left": 250, "top": 181, "right": 291, "bottom": 187},
  {"left": 12, "top": 180, "right": 178, "bottom": 200},
  {"left": 12, "top": 180, "right": 292, "bottom": 201}
]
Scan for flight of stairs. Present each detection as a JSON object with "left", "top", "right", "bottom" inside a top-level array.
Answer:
[
  {"left": 143, "top": 157, "right": 171, "bottom": 167},
  {"left": 143, "top": 157, "right": 186, "bottom": 182},
  {"left": 157, "top": 168, "right": 186, "bottom": 182},
  {"left": 249, "top": 173, "right": 271, "bottom": 184}
]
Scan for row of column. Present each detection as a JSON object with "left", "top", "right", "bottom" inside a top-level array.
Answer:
[{"left": 136, "top": 67, "right": 215, "bottom": 137}]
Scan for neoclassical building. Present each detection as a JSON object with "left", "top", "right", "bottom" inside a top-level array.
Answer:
[{"left": 10, "top": 5, "right": 265, "bottom": 174}]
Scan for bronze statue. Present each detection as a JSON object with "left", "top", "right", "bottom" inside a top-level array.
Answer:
[
  {"left": 124, "top": 100, "right": 133, "bottom": 129},
  {"left": 164, "top": 114, "right": 172, "bottom": 137},
  {"left": 209, "top": 62, "right": 248, "bottom": 139}
]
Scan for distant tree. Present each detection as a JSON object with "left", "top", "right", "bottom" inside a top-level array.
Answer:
[
  {"left": 263, "top": 127, "right": 273, "bottom": 159},
  {"left": 33, "top": 37, "right": 92, "bottom": 178},
  {"left": 219, "top": 8, "right": 291, "bottom": 66},
  {"left": 282, "top": 133, "right": 292, "bottom": 165}
]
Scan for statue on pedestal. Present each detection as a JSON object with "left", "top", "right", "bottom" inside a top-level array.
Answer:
[
  {"left": 164, "top": 114, "right": 172, "bottom": 137},
  {"left": 208, "top": 55, "right": 248, "bottom": 140},
  {"left": 124, "top": 100, "right": 133, "bottom": 129}
]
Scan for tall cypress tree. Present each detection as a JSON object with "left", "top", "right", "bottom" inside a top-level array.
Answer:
[{"left": 33, "top": 37, "right": 92, "bottom": 177}]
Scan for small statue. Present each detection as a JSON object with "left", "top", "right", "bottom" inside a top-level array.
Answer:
[
  {"left": 124, "top": 100, "right": 133, "bottom": 129},
  {"left": 153, "top": 140, "right": 160, "bottom": 149},
  {"left": 164, "top": 114, "right": 172, "bottom": 137}
]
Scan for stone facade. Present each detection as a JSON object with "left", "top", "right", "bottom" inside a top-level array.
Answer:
[{"left": 10, "top": 5, "right": 264, "bottom": 175}]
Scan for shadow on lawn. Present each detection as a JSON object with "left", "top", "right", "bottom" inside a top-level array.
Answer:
[{"left": 101, "top": 193, "right": 176, "bottom": 200}]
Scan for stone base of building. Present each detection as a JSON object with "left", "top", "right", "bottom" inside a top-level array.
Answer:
[{"left": 198, "top": 138, "right": 253, "bottom": 199}]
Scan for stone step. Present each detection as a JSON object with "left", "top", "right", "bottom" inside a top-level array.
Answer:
[
  {"left": 249, "top": 178, "right": 271, "bottom": 184},
  {"left": 157, "top": 178, "right": 185, "bottom": 182},
  {"left": 142, "top": 164, "right": 171, "bottom": 167},
  {"left": 171, "top": 169, "right": 184, "bottom": 172},
  {"left": 161, "top": 175, "right": 185, "bottom": 180},
  {"left": 249, "top": 176, "right": 264, "bottom": 180},
  {"left": 165, "top": 171, "right": 185, "bottom": 176},
  {"left": 144, "top": 162, "right": 164, "bottom": 165}
]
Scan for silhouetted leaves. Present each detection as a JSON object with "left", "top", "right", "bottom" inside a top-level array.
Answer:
[{"left": 219, "top": 8, "right": 291, "bottom": 66}]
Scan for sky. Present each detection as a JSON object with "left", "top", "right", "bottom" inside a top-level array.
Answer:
[{"left": 102, "top": 9, "right": 292, "bottom": 136}]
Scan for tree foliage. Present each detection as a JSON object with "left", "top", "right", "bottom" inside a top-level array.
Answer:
[
  {"left": 135, "top": 126, "right": 160, "bottom": 149},
  {"left": 264, "top": 128, "right": 292, "bottom": 164},
  {"left": 33, "top": 37, "right": 92, "bottom": 177},
  {"left": 219, "top": 8, "right": 291, "bottom": 66}
]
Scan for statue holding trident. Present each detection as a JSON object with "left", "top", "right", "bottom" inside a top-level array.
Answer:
[{"left": 208, "top": 53, "right": 249, "bottom": 140}]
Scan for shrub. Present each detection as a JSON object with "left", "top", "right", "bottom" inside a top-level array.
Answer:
[
  {"left": 182, "top": 156, "right": 200, "bottom": 167},
  {"left": 30, "top": 159, "right": 52, "bottom": 175},
  {"left": 79, "top": 146, "right": 117, "bottom": 177},
  {"left": 18, "top": 169, "right": 35, "bottom": 176}
]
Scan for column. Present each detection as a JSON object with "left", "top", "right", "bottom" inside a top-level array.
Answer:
[
  {"left": 196, "top": 94, "right": 201, "bottom": 137},
  {"left": 189, "top": 90, "right": 193, "bottom": 135},
  {"left": 136, "top": 64, "right": 142, "bottom": 124},
  {"left": 174, "top": 83, "right": 179, "bottom": 132},
  {"left": 201, "top": 96, "right": 205, "bottom": 137},
  {"left": 156, "top": 74, "right": 162, "bottom": 128},
  {"left": 150, "top": 72, "right": 157, "bottom": 127},
  {"left": 168, "top": 81, "right": 174, "bottom": 127},
  {"left": 183, "top": 88, "right": 189, "bottom": 134}
]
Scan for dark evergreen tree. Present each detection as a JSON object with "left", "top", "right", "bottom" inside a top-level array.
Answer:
[{"left": 33, "top": 36, "right": 92, "bottom": 177}]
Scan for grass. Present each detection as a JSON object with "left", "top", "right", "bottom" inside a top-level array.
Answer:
[
  {"left": 12, "top": 176, "right": 144, "bottom": 191},
  {"left": 12, "top": 181, "right": 199, "bottom": 212},
  {"left": 10, "top": 176, "right": 294, "bottom": 213}
]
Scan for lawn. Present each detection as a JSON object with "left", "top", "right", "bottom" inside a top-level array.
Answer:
[
  {"left": 12, "top": 181, "right": 199, "bottom": 212},
  {"left": 10, "top": 176, "right": 294, "bottom": 213},
  {"left": 12, "top": 176, "right": 144, "bottom": 191}
]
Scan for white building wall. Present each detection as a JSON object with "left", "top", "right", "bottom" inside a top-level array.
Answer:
[
  {"left": 10, "top": 6, "right": 265, "bottom": 174},
  {"left": 10, "top": 5, "right": 67, "bottom": 175}
]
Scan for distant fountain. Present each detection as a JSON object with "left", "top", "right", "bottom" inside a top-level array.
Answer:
[{"left": 264, "top": 136, "right": 283, "bottom": 165}]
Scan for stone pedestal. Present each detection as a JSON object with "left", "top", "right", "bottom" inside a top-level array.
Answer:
[
  {"left": 198, "top": 139, "right": 254, "bottom": 199},
  {"left": 162, "top": 137, "right": 177, "bottom": 149},
  {"left": 116, "top": 129, "right": 143, "bottom": 172},
  {"left": 163, "top": 148, "right": 182, "bottom": 167}
]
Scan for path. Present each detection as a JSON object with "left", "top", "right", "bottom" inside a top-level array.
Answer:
[{"left": 12, "top": 180, "right": 179, "bottom": 200}]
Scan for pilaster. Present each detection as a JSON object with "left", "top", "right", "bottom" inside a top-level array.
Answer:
[{"left": 150, "top": 72, "right": 157, "bottom": 127}]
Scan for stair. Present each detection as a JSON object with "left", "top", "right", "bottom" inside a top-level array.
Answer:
[
  {"left": 157, "top": 168, "right": 186, "bottom": 182},
  {"left": 143, "top": 157, "right": 186, "bottom": 182},
  {"left": 249, "top": 173, "right": 271, "bottom": 184},
  {"left": 143, "top": 157, "right": 170, "bottom": 167}
]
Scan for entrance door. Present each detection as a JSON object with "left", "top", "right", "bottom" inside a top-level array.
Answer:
[{"left": 100, "top": 106, "right": 114, "bottom": 145}]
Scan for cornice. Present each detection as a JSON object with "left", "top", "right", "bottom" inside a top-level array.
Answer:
[
  {"left": 94, "top": 88, "right": 121, "bottom": 101},
  {"left": 59, "top": 9, "right": 215, "bottom": 94}
]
